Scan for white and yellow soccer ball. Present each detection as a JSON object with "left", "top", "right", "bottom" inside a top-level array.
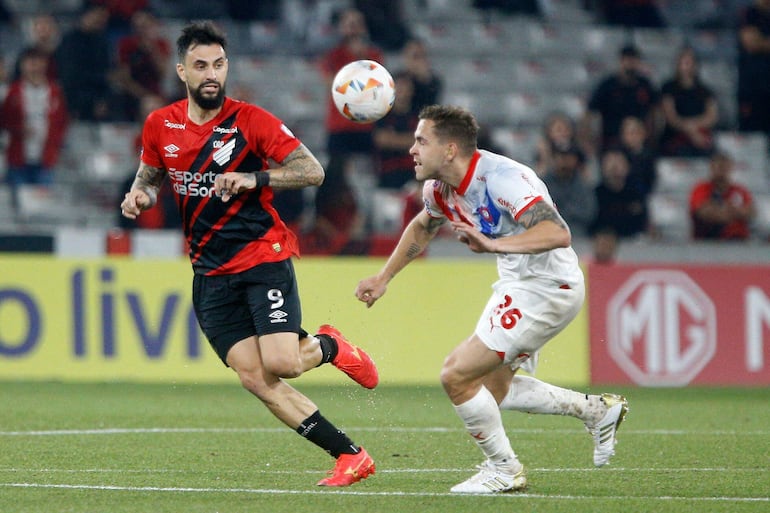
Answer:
[{"left": 331, "top": 60, "right": 395, "bottom": 123}]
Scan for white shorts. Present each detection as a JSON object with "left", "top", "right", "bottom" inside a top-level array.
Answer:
[{"left": 474, "top": 277, "right": 585, "bottom": 373}]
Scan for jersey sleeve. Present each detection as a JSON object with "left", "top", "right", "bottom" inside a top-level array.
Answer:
[
  {"left": 244, "top": 105, "right": 301, "bottom": 164},
  {"left": 487, "top": 168, "right": 544, "bottom": 222},
  {"left": 140, "top": 110, "right": 163, "bottom": 168}
]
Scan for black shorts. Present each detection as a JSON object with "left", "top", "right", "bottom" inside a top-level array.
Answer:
[{"left": 192, "top": 259, "right": 306, "bottom": 364}]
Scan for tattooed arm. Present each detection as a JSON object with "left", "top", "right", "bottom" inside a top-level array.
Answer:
[
  {"left": 451, "top": 200, "right": 571, "bottom": 255},
  {"left": 120, "top": 163, "right": 165, "bottom": 219},
  {"left": 215, "top": 144, "right": 323, "bottom": 202},
  {"left": 355, "top": 210, "right": 445, "bottom": 308}
]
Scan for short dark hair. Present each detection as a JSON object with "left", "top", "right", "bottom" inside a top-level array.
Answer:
[
  {"left": 19, "top": 47, "right": 48, "bottom": 62},
  {"left": 620, "top": 44, "right": 641, "bottom": 58},
  {"left": 176, "top": 21, "right": 227, "bottom": 62},
  {"left": 418, "top": 105, "right": 479, "bottom": 156}
]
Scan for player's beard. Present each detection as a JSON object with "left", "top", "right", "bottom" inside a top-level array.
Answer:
[{"left": 190, "top": 81, "right": 225, "bottom": 110}]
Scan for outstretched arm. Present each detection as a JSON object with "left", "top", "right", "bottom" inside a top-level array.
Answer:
[
  {"left": 355, "top": 210, "right": 444, "bottom": 308},
  {"left": 215, "top": 144, "right": 324, "bottom": 202}
]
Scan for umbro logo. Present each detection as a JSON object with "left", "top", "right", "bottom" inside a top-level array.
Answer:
[
  {"left": 269, "top": 310, "right": 288, "bottom": 323},
  {"left": 164, "top": 144, "right": 180, "bottom": 158}
]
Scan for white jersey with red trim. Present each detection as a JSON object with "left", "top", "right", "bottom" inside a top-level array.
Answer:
[{"left": 423, "top": 149, "right": 583, "bottom": 285}]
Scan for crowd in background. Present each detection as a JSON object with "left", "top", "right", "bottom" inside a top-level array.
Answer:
[{"left": 0, "top": 0, "right": 768, "bottom": 261}]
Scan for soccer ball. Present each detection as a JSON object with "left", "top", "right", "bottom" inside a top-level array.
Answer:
[{"left": 331, "top": 60, "right": 395, "bottom": 123}]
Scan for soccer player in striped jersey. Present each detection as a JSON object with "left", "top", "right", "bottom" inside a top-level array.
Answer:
[{"left": 120, "top": 21, "right": 376, "bottom": 487}]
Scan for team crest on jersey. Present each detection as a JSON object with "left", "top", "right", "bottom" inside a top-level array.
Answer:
[{"left": 213, "top": 139, "right": 236, "bottom": 166}]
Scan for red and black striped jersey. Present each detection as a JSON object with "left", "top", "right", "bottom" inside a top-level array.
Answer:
[{"left": 141, "top": 97, "right": 302, "bottom": 275}]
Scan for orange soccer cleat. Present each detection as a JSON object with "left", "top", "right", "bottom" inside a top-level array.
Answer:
[
  {"left": 318, "top": 324, "right": 379, "bottom": 389},
  {"left": 317, "top": 447, "right": 376, "bottom": 487}
]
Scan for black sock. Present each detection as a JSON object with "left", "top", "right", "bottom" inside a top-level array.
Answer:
[
  {"left": 296, "top": 410, "right": 359, "bottom": 458},
  {"left": 316, "top": 334, "right": 338, "bottom": 366}
]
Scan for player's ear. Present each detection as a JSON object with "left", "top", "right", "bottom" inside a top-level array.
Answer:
[
  {"left": 176, "top": 63, "right": 186, "bottom": 82},
  {"left": 446, "top": 142, "right": 457, "bottom": 161}
]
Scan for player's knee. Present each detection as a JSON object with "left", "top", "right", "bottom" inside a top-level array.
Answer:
[
  {"left": 439, "top": 356, "right": 461, "bottom": 393},
  {"left": 263, "top": 355, "right": 303, "bottom": 379},
  {"left": 237, "top": 371, "right": 270, "bottom": 398}
]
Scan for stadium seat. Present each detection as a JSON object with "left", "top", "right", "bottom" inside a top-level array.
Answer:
[
  {"left": 632, "top": 28, "right": 684, "bottom": 63},
  {"left": 654, "top": 158, "right": 710, "bottom": 194},
  {"left": 513, "top": 57, "right": 590, "bottom": 93},
  {"left": 502, "top": 91, "right": 569, "bottom": 128},
  {"left": 370, "top": 188, "right": 406, "bottom": 235},
  {"left": 402, "top": 0, "right": 480, "bottom": 22},
  {"left": 488, "top": 127, "right": 540, "bottom": 163},
  {"left": 715, "top": 131, "right": 769, "bottom": 193},
  {"left": 752, "top": 194, "right": 770, "bottom": 241},
  {"left": 648, "top": 192, "right": 691, "bottom": 241},
  {"left": 16, "top": 184, "right": 74, "bottom": 226},
  {"left": 524, "top": 21, "right": 618, "bottom": 59}
]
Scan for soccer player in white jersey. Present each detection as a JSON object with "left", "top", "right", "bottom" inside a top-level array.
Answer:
[{"left": 355, "top": 105, "right": 629, "bottom": 493}]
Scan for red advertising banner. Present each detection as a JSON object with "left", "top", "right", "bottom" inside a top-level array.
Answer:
[{"left": 588, "top": 263, "right": 770, "bottom": 386}]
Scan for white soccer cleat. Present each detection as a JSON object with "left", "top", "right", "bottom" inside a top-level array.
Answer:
[
  {"left": 450, "top": 460, "right": 527, "bottom": 494},
  {"left": 586, "top": 393, "right": 629, "bottom": 467}
]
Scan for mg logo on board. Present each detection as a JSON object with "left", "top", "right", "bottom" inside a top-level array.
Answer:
[{"left": 607, "top": 270, "right": 717, "bottom": 386}]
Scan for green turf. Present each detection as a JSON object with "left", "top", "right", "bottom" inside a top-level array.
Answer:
[{"left": 0, "top": 382, "right": 768, "bottom": 513}]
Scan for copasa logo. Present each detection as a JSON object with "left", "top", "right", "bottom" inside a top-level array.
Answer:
[{"left": 168, "top": 168, "right": 219, "bottom": 197}]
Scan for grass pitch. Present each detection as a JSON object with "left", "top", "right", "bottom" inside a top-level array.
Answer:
[{"left": 1, "top": 382, "right": 768, "bottom": 513}]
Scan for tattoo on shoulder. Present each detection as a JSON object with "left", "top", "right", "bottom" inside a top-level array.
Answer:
[{"left": 517, "top": 200, "right": 567, "bottom": 230}]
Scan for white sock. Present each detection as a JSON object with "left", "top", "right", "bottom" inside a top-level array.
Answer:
[
  {"left": 454, "top": 386, "right": 521, "bottom": 473},
  {"left": 498, "top": 375, "right": 605, "bottom": 423}
]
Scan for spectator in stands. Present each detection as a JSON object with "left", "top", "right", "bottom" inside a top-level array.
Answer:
[
  {"left": 400, "top": 38, "right": 443, "bottom": 114},
  {"left": 591, "top": 227, "right": 619, "bottom": 264},
  {"left": 12, "top": 14, "right": 60, "bottom": 81},
  {"left": 0, "top": 55, "right": 9, "bottom": 100},
  {"left": 113, "top": 9, "right": 171, "bottom": 121},
  {"left": 619, "top": 116, "right": 658, "bottom": 199},
  {"left": 90, "top": 0, "right": 150, "bottom": 42},
  {"left": 690, "top": 151, "right": 755, "bottom": 240},
  {"left": 472, "top": 0, "right": 542, "bottom": 18},
  {"left": 320, "top": 7, "right": 384, "bottom": 232},
  {"left": 542, "top": 144, "right": 596, "bottom": 237},
  {"left": 225, "top": 0, "right": 281, "bottom": 21},
  {"left": 320, "top": 7, "right": 384, "bottom": 158},
  {"left": 736, "top": 0, "right": 770, "bottom": 136},
  {"left": 302, "top": 154, "right": 367, "bottom": 255},
  {"left": 659, "top": 46, "right": 718, "bottom": 157},
  {"left": 595, "top": 0, "right": 665, "bottom": 27},
  {"left": 533, "top": 111, "right": 580, "bottom": 177},
  {"left": 589, "top": 148, "right": 649, "bottom": 241},
  {"left": 580, "top": 44, "right": 660, "bottom": 157},
  {"left": 355, "top": 0, "right": 411, "bottom": 51},
  {"left": 0, "top": 0, "right": 11, "bottom": 23},
  {"left": 54, "top": 3, "right": 113, "bottom": 121},
  {"left": 372, "top": 71, "right": 419, "bottom": 189},
  {"left": 1, "top": 48, "right": 68, "bottom": 211}
]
